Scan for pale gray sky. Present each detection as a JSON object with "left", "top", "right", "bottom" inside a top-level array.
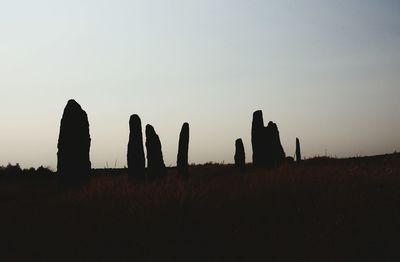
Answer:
[{"left": 0, "top": 0, "right": 399, "bottom": 169}]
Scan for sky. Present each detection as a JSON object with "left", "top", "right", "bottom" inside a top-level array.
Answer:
[{"left": 0, "top": 0, "right": 399, "bottom": 169}]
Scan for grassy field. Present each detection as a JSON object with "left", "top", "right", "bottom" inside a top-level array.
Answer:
[{"left": 0, "top": 154, "right": 399, "bottom": 261}]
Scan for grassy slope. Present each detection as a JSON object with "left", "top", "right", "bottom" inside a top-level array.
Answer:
[{"left": 0, "top": 154, "right": 399, "bottom": 261}]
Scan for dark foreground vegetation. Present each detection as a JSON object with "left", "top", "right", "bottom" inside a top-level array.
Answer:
[{"left": 0, "top": 154, "right": 399, "bottom": 261}]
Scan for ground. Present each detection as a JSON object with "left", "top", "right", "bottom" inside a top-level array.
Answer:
[{"left": 0, "top": 154, "right": 399, "bottom": 261}]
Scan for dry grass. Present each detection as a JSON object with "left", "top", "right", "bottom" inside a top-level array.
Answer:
[{"left": 0, "top": 154, "right": 399, "bottom": 261}]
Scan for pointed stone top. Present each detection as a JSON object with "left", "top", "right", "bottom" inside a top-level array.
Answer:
[
  {"left": 63, "top": 100, "right": 87, "bottom": 120},
  {"left": 66, "top": 99, "right": 82, "bottom": 109}
]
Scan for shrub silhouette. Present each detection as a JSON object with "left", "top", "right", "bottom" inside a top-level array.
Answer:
[{"left": 285, "top": 156, "right": 295, "bottom": 163}]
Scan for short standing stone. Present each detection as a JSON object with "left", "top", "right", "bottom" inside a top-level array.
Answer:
[
  {"left": 145, "top": 124, "right": 166, "bottom": 176},
  {"left": 177, "top": 122, "right": 190, "bottom": 176},
  {"left": 234, "top": 138, "right": 246, "bottom": 172},
  {"left": 57, "top": 99, "right": 91, "bottom": 179},
  {"left": 127, "top": 114, "right": 145, "bottom": 178}
]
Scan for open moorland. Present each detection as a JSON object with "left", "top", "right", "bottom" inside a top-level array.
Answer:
[{"left": 0, "top": 154, "right": 399, "bottom": 261}]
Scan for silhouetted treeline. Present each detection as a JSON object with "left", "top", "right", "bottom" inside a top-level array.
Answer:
[{"left": 0, "top": 163, "right": 53, "bottom": 178}]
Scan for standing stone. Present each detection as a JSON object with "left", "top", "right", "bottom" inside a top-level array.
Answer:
[
  {"left": 265, "top": 121, "right": 286, "bottom": 167},
  {"left": 177, "top": 122, "right": 190, "bottom": 176},
  {"left": 296, "top": 137, "right": 301, "bottom": 162},
  {"left": 251, "top": 110, "right": 266, "bottom": 167},
  {"left": 57, "top": 99, "right": 91, "bottom": 179},
  {"left": 251, "top": 110, "right": 286, "bottom": 168},
  {"left": 127, "top": 114, "right": 145, "bottom": 179},
  {"left": 234, "top": 138, "right": 246, "bottom": 172},
  {"left": 145, "top": 124, "right": 166, "bottom": 176}
]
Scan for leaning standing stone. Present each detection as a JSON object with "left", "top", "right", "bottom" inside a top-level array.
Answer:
[{"left": 145, "top": 124, "right": 166, "bottom": 177}]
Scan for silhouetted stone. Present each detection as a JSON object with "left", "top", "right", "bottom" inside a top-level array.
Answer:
[
  {"left": 265, "top": 121, "right": 286, "bottom": 167},
  {"left": 251, "top": 110, "right": 286, "bottom": 168},
  {"left": 234, "top": 138, "right": 246, "bottom": 172},
  {"left": 251, "top": 110, "right": 266, "bottom": 167},
  {"left": 296, "top": 137, "right": 301, "bottom": 162},
  {"left": 127, "top": 114, "right": 145, "bottom": 179},
  {"left": 57, "top": 99, "right": 91, "bottom": 180},
  {"left": 177, "top": 122, "right": 189, "bottom": 176},
  {"left": 145, "top": 124, "right": 166, "bottom": 177}
]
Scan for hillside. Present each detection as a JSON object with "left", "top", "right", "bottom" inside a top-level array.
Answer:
[{"left": 0, "top": 154, "right": 399, "bottom": 261}]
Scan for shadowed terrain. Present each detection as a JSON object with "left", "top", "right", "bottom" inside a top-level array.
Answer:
[{"left": 0, "top": 154, "right": 399, "bottom": 261}]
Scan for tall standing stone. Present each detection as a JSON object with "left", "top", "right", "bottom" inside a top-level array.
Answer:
[
  {"left": 57, "top": 99, "right": 91, "bottom": 179},
  {"left": 251, "top": 110, "right": 266, "bottom": 167},
  {"left": 234, "top": 138, "right": 246, "bottom": 172},
  {"left": 177, "top": 122, "right": 189, "bottom": 176},
  {"left": 251, "top": 110, "right": 286, "bottom": 168},
  {"left": 127, "top": 114, "right": 145, "bottom": 178},
  {"left": 296, "top": 137, "right": 301, "bottom": 162},
  {"left": 145, "top": 124, "right": 166, "bottom": 176}
]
